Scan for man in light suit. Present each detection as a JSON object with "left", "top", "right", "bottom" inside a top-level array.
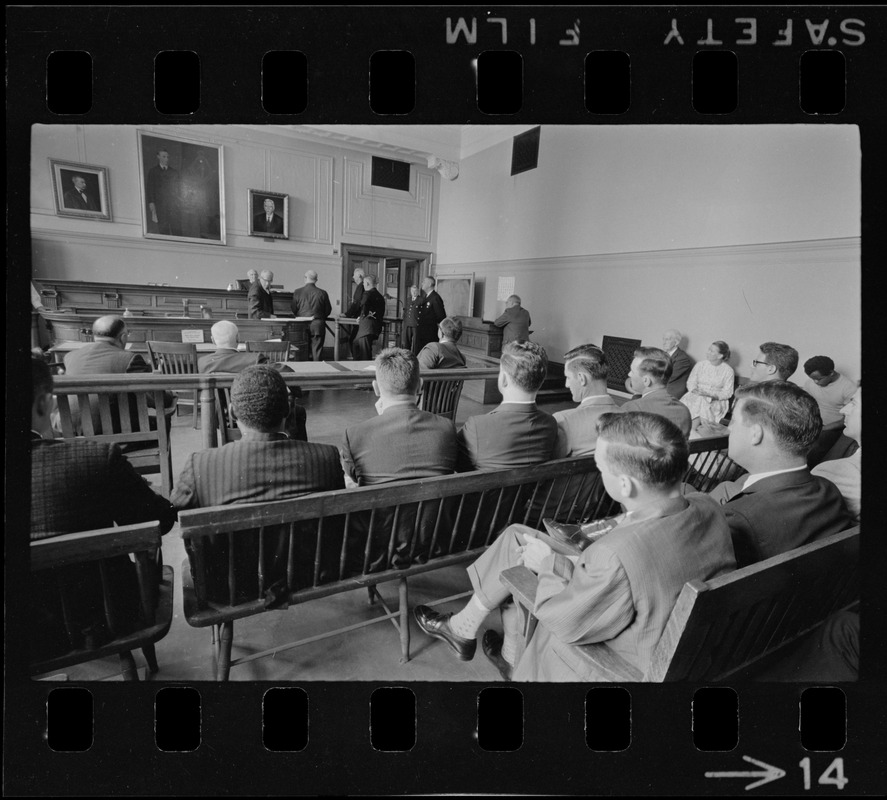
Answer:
[
  {"left": 414, "top": 412, "right": 735, "bottom": 681},
  {"left": 63, "top": 174, "right": 99, "bottom": 211},
  {"left": 253, "top": 197, "right": 284, "bottom": 235},
  {"left": 171, "top": 366, "right": 344, "bottom": 601},
  {"left": 812, "top": 384, "right": 861, "bottom": 523},
  {"left": 291, "top": 270, "right": 332, "bottom": 361},
  {"left": 661, "top": 329, "right": 693, "bottom": 399},
  {"left": 30, "top": 357, "right": 177, "bottom": 661},
  {"left": 553, "top": 343, "right": 620, "bottom": 457},
  {"left": 620, "top": 347, "right": 692, "bottom": 438},
  {"left": 415, "top": 275, "right": 447, "bottom": 352},
  {"left": 198, "top": 320, "right": 266, "bottom": 373},
  {"left": 493, "top": 294, "right": 531, "bottom": 344},
  {"left": 457, "top": 340, "right": 559, "bottom": 471},
  {"left": 248, "top": 269, "right": 275, "bottom": 319},
  {"left": 708, "top": 380, "right": 851, "bottom": 567}
]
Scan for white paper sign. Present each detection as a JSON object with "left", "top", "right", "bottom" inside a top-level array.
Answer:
[
  {"left": 181, "top": 329, "right": 205, "bottom": 343},
  {"left": 497, "top": 276, "right": 515, "bottom": 301}
]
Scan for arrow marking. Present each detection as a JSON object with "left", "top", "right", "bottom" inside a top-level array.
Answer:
[{"left": 705, "top": 755, "right": 786, "bottom": 791}]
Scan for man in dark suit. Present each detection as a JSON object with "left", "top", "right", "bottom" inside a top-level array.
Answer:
[
  {"left": 662, "top": 328, "right": 693, "bottom": 399},
  {"left": 621, "top": 347, "right": 692, "bottom": 438},
  {"left": 198, "top": 320, "right": 266, "bottom": 374},
  {"left": 253, "top": 197, "right": 284, "bottom": 235},
  {"left": 248, "top": 269, "right": 275, "bottom": 319},
  {"left": 146, "top": 149, "right": 182, "bottom": 236},
  {"left": 291, "top": 270, "right": 332, "bottom": 361},
  {"left": 401, "top": 284, "right": 425, "bottom": 355},
  {"left": 457, "top": 340, "right": 559, "bottom": 471},
  {"left": 416, "top": 275, "right": 446, "bottom": 352},
  {"left": 493, "top": 295, "right": 531, "bottom": 344},
  {"left": 171, "top": 366, "right": 344, "bottom": 600},
  {"left": 30, "top": 356, "right": 177, "bottom": 661},
  {"left": 63, "top": 174, "right": 99, "bottom": 211},
  {"left": 339, "top": 267, "right": 366, "bottom": 359},
  {"left": 340, "top": 348, "right": 458, "bottom": 570},
  {"left": 414, "top": 412, "right": 735, "bottom": 680},
  {"left": 353, "top": 274, "right": 386, "bottom": 360},
  {"left": 417, "top": 316, "right": 466, "bottom": 370},
  {"left": 708, "top": 380, "right": 851, "bottom": 567}
]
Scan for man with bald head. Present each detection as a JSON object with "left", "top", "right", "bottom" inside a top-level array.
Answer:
[
  {"left": 64, "top": 315, "right": 151, "bottom": 376},
  {"left": 248, "top": 269, "right": 275, "bottom": 319},
  {"left": 291, "top": 270, "right": 332, "bottom": 361},
  {"left": 494, "top": 295, "right": 531, "bottom": 345},
  {"left": 661, "top": 329, "right": 693, "bottom": 398},
  {"left": 198, "top": 320, "right": 266, "bottom": 373}
]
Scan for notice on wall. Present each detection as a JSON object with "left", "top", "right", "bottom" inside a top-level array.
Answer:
[
  {"left": 181, "top": 329, "right": 205, "bottom": 343},
  {"left": 497, "top": 276, "right": 515, "bottom": 301}
]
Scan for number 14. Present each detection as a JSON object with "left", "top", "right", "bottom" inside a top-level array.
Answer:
[{"left": 799, "top": 758, "right": 848, "bottom": 790}]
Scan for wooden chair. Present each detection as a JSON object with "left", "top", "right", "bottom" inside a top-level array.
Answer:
[
  {"left": 246, "top": 340, "right": 292, "bottom": 363},
  {"left": 30, "top": 521, "right": 174, "bottom": 681},
  {"left": 501, "top": 526, "right": 859, "bottom": 682},
  {"left": 146, "top": 341, "right": 200, "bottom": 428},
  {"left": 214, "top": 386, "right": 240, "bottom": 446},
  {"left": 418, "top": 378, "right": 464, "bottom": 421}
]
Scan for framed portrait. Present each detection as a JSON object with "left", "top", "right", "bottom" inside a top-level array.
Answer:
[
  {"left": 137, "top": 129, "right": 226, "bottom": 244},
  {"left": 249, "top": 189, "right": 289, "bottom": 239},
  {"left": 49, "top": 159, "right": 112, "bottom": 221}
]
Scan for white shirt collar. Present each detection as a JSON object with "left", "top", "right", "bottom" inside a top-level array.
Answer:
[
  {"left": 579, "top": 394, "right": 611, "bottom": 406},
  {"left": 742, "top": 464, "right": 807, "bottom": 490}
]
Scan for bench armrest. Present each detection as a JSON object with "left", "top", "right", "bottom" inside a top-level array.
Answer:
[
  {"left": 570, "top": 643, "right": 645, "bottom": 682},
  {"left": 500, "top": 566, "right": 538, "bottom": 609}
]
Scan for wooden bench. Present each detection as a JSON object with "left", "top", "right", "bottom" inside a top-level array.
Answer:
[
  {"left": 178, "top": 456, "right": 621, "bottom": 680},
  {"left": 501, "top": 526, "right": 859, "bottom": 681},
  {"left": 30, "top": 521, "right": 174, "bottom": 681}
]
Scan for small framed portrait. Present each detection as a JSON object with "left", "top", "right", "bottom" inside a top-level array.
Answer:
[
  {"left": 249, "top": 189, "right": 289, "bottom": 239},
  {"left": 50, "top": 159, "right": 112, "bottom": 221},
  {"left": 137, "top": 129, "right": 226, "bottom": 245}
]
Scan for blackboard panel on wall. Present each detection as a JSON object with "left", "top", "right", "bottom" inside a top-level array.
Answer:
[
  {"left": 602, "top": 335, "right": 641, "bottom": 394},
  {"left": 435, "top": 274, "right": 475, "bottom": 318}
]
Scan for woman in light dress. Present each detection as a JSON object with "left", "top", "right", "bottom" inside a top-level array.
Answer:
[{"left": 680, "top": 341, "right": 735, "bottom": 431}]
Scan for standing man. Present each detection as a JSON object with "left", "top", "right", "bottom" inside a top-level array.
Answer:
[
  {"left": 291, "top": 270, "right": 332, "bottom": 362},
  {"left": 63, "top": 174, "right": 99, "bottom": 211},
  {"left": 353, "top": 274, "right": 386, "bottom": 360},
  {"left": 246, "top": 268, "right": 258, "bottom": 286},
  {"left": 146, "top": 149, "right": 182, "bottom": 236},
  {"left": 253, "top": 198, "right": 284, "bottom": 235},
  {"left": 401, "top": 284, "right": 425, "bottom": 355},
  {"left": 342, "top": 267, "right": 366, "bottom": 358},
  {"left": 248, "top": 269, "right": 275, "bottom": 319},
  {"left": 416, "top": 275, "right": 446, "bottom": 352},
  {"left": 661, "top": 329, "right": 693, "bottom": 399},
  {"left": 494, "top": 295, "right": 531, "bottom": 344},
  {"left": 620, "top": 347, "right": 692, "bottom": 438}
]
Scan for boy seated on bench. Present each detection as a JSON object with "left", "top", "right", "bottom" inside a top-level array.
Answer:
[{"left": 414, "top": 411, "right": 736, "bottom": 681}]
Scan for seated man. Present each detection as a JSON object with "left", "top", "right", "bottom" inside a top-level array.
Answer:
[
  {"left": 171, "top": 366, "right": 344, "bottom": 600},
  {"left": 414, "top": 412, "right": 736, "bottom": 681},
  {"left": 661, "top": 328, "right": 693, "bottom": 399},
  {"left": 553, "top": 344, "right": 619, "bottom": 457},
  {"left": 417, "top": 316, "right": 466, "bottom": 370},
  {"left": 457, "top": 340, "right": 559, "bottom": 471},
  {"left": 620, "top": 347, "right": 692, "bottom": 438},
  {"left": 749, "top": 341, "right": 799, "bottom": 382},
  {"left": 340, "top": 348, "right": 458, "bottom": 569},
  {"left": 198, "top": 320, "right": 265, "bottom": 373},
  {"left": 812, "top": 384, "right": 861, "bottom": 523},
  {"left": 30, "top": 356, "right": 177, "bottom": 660},
  {"left": 708, "top": 381, "right": 852, "bottom": 566},
  {"left": 802, "top": 355, "right": 857, "bottom": 466}
]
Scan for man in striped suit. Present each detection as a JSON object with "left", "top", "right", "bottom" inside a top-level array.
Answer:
[{"left": 171, "top": 366, "right": 344, "bottom": 600}]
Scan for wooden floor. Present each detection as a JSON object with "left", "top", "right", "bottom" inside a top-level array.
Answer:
[{"left": 36, "top": 386, "right": 576, "bottom": 682}]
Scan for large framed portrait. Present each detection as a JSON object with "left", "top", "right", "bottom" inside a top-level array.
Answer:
[
  {"left": 49, "top": 159, "right": 112, "bottom": 221},
  {"left": 249, "top": 189, "right": 289, "bottom": 239},
  {"left": 137, "top": 129, "right": 225, "bottom": 244}
]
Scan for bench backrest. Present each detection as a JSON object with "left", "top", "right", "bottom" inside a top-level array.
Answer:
[
  {"left": 649, "top": 526, "right": 860, "bottom": 681},
  {"left": 179, "top": 456, "right": 619, "bottom": 625},
  {"left": 684, "top": 435, "right": 746, "bottom": 493}
]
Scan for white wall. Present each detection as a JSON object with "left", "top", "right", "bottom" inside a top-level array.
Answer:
[
  {"left": 30, "top": 124, "right": 440, "bottom": 310},
  {"left": 435, "top": 125, "right": 861, "bottom": 380}
]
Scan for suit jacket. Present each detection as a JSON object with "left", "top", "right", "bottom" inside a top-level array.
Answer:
[
  {"left": 171, "top": 437, "right": 345, "bottom": 600},
  {"left": 620, "top": 387, "right": 692, "bottom": 438},
  {"left": 64, "top": 340, "right": 150, "bottom": 375},
  {"left": 417, "top": 291, "right": 446, "bottom": 334},
  {"left": 708, "top": 468, "right": 851, "bottom": 567},
  {"left": 403, "top": 292, "right": 426, "bottom": 326},
  {"left": 666, "top": 348, "right": 693, "bottom": 399},
  {"left": 511, "top": 493, "right": 736, "bottom": 681},
  {"left": 253, "top": 212, "right": 284, "bottom": 235},
  {"left": 31, "top": 438, "right": 177, "bottom": 660},
  {"left": 493, "top": 306, "right": 531, "bottom": 343},
  {"left": 291, "top": 283, "right": 332, "bottom": 321},
  {"left": 248, "top": 281, "right": 274, "bottom": 319},
  {"left": 458, "top": 402, "right": 559, "bottom": 472},
  {"left": 417, "top": 341, "right": 466, "bottom": 370},
  {"left": 197, "top": 348, "right": 265, "bottom": 374},
  {"left": 356, "top": 288, "right": 386, "bottom": 338},
  {"left": 64, "top": 188, "right": 99, "bottom": 211},
  {"left": 345, "top": 282, "right": 365, "bottom": 319},
  {"left": 553, "top": 394, "right": 620, "bottom": 457},
  {"left": 341, "top": 404, "right": 458, "bottom": 571}
]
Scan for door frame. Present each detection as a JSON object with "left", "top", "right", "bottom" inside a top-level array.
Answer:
[{"left": 340, "top": 243, "right": 432, "bottom": 319}]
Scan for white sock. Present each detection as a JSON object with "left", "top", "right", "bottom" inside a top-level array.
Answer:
[
  {"left": 499, "top": 604, "right": 520, "bottom": 666},
  {"left": 500, "top": 632, "right": 517, "bottom": 667},
  {"left": 449, "top": 594, "right": 491, "bottom": 639}
]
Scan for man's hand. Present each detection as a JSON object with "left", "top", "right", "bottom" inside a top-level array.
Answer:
[{"left": 517, "top": 532, "right": 552, "bottom": 574}]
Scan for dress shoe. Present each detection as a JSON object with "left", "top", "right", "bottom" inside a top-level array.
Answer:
[
  {"left": 543, "top": 517, "right": 617, "bottom": 551},
  {"left": 482, "top": 630, "right": 513, "bottom": 681},
  {"left": 413, "top": 605, "right": 477, "bottom": 661}
]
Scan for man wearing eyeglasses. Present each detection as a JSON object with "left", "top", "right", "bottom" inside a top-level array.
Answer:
[{"left": 749, "top": 341, "right": 799, "bottom": 383}]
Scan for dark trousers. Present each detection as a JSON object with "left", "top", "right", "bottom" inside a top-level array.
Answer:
[{"left": 354, "top": 334, "right": 377, "bottom": 361}]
